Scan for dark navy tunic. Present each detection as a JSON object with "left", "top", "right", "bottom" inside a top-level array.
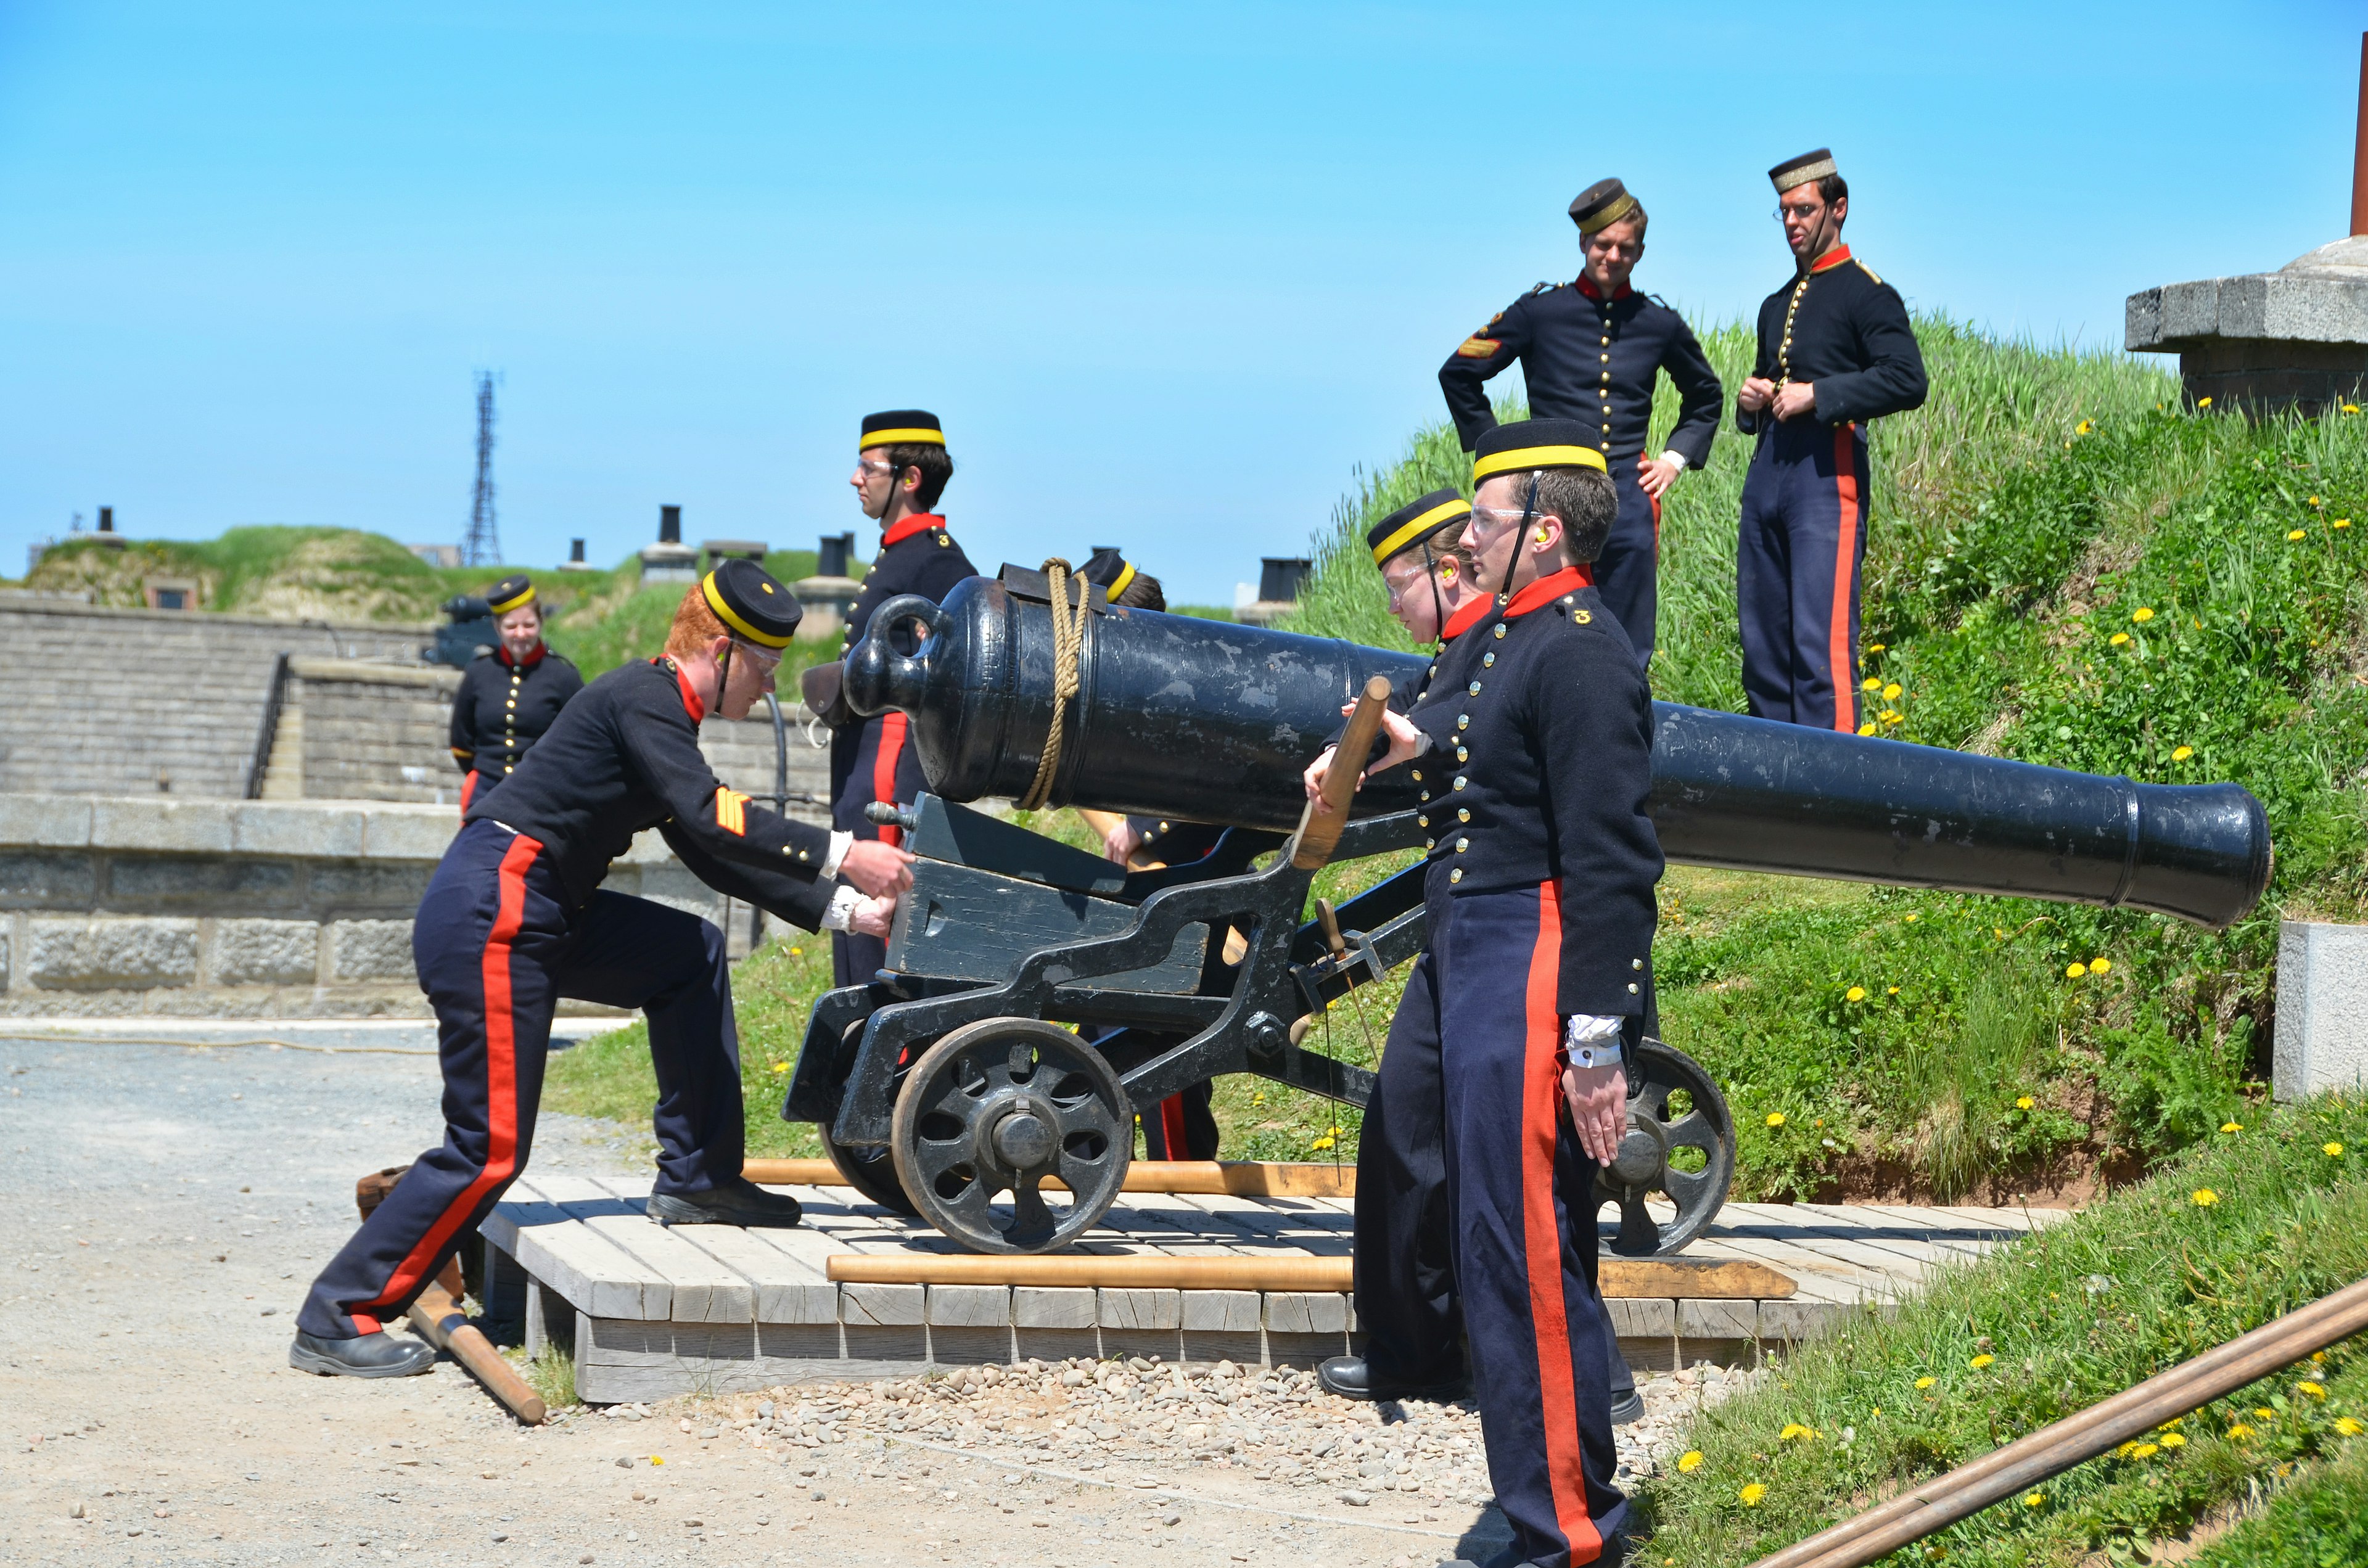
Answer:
[{"left": 449, "top": 642, "right": 583, "bottom": 807}]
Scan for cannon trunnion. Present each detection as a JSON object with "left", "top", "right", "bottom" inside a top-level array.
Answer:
[{"left": 791, "top": 576, "right": 2273, "bottom": 1256}]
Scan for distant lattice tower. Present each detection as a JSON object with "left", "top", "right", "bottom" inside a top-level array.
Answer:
[{"left": 461, "top": 371, "right": 503, "bottom": 567}]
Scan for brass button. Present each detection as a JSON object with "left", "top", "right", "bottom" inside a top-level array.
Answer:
[
  {"left": 1410, "top": 770, "right": 1422, "bottom": 782},
  {"left": 1493, "top": 625, "right": 1506, "bottom": 639},
  {"left": 1456, "top": 715, "right": 1468, "bottom": 729},
  {"left": 1416, "top": 815, "right": 1429, "bottom": 827},
  {"left": 503, "top": 766, "right": 513, "bottom": 774},
  {"left": 1482, "top": 652, "right": 1495, "bottom": 667},
  {"left": 1457, "top": 808, "right": 1470, "bottom": 822},
  {"left": 1424, "top": 839, "right": 1435, "bottom": 850},
  {"left": 1449, "top": 868, "right": 1463, "bottom": 884},
  {"left": 1632, "top": 958, "right": 1644, "bottom": 970},
  {"left": 1600, "top": 353, "right": 1609, "bottom": 363},
  {"left": 1455, "top": 838, "right": 1469, "bottom": 853},
  {"left": 1420, "top": 790, "right": 1431, "bottom": 802},
  {"left": 1455, "top": 746, "right": 1468, "bottom": 762},
  {"left": 1468, "top": 681, "right": 1481, "bottom": 695},
  {"left": 1627, "top": 982, "right": 1639, "bottom": 995},
  {"left": 1452, "top": 777, "right": 1467, "bottom": 791}
]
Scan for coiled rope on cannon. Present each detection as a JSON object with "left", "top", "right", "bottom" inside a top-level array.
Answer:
[{"left": 1016, "top": 556, "right": 1090, "bottom": 811}]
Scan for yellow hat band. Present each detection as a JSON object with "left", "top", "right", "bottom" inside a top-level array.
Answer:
[
  {"left": 859, "top": 427, "right": 945, "bottom": 450},
  {"left": 1107, "top": 561, "right": 1137, "bottom": 600},
  {"left": 1772, "top": 157, "right": 1836, "bottom": 192},
  {"left": 486, "top": 584, "right": 537, "bottom": 614},
  {"left": 701, "top": 571, "right": 794, "bottom": 648},
  {"left": 1575, "top": 192, "right": 1638, "bottom": 235},
  {"left": 1471, "top": 446, "right": 1609, "bottom": 483},
  {"left": 1370, "top": 498, "right": 1473, "bottom": 565}
]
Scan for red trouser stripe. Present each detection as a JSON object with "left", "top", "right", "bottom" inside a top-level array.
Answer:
[
  {"left": 1521, "top": 880, "right": 1601, "bottom": 1561},
  {"left": 873, "top": 713, "right": 909, "bottom": 848},
  {"left": 1828, "top": 424, "right": 1861, "bottom": 733},
  {"left": 459, "top": 770, "right": 478, "bottom": 818},
  {"left": 1158, "top": 1094, "right": 1189, "bottom": 1157},
  {"left": 354, "top": 831, "right": 541, "bottom": 1320}
]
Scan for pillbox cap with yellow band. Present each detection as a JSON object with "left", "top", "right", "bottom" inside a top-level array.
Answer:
[
  {"left": 699, "top": 557, "right": 802, "bottom": 649},
  {"left": 1470, "top": 419, "right": 1611, "bottom": 485},
  {"left": 1367, "top": 489, "right": 1472, "bottom": 567}
]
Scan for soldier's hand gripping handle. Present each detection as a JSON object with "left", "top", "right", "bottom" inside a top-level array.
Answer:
[{"left": 1293, "top": 676, "right": 1393, "bottom": 870}]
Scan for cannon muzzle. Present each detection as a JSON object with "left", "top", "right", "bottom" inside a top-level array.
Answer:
[{"left": 847, "top": 576, "right": 2271, "bottom": 929}]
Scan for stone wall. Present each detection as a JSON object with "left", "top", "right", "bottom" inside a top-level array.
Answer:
[
  {"left": 0, "top": 597, "right": 428, "bottom": 799},
  {"left": 290, "top": 658, "right": 463, "bottom": 805},
  {"left": 0, "top": 794, "right": 790, "bottom": 1017}
]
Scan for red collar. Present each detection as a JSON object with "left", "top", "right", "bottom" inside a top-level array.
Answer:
[
  {"left": 1805, "top": 243, "right": 1854, "bottom": 276},
  {"left": 881, "top": 511, "right": 945, "bottom": 549},
  {"left": 1441, "top": 594, "right": 1493, "bottom": 642},
  {"left": 495, "top": 641, "right": 546, "bottom": 670},
  {"left": 655, "top": 657, "right": 705, "bottom": 724},
  {"left": 1502, "top": 565, "right": 1590, "bottom": 620},
  {"left": 1574, "top": 276, "right": 1633, "bottom": 302}
]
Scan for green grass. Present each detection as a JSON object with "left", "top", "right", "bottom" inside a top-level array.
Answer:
[{"left": 1637, "top": 1093, "right": 2368, "bottom": 1567}]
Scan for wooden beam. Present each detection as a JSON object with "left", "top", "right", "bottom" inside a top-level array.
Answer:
[
  {"left": 824, "top": 1252, "right": 1793, "bottom": 1300},
  {"left": 742, "top": 1157, "right": 1355, "bottom": 1199}
]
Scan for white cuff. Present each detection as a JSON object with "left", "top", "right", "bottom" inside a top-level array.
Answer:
[
  {"left": 1564, "top": 1014, "right": 1624, "bottom": 1068},
  {"left": 821, "top": 830, "right": 853, "bottom": 879},
  {"left": 820, "top": 883, "right": 868, "bottom": 932},
  {"left": 1656, "top": 449, "right": 1688, "bottom": 474}
]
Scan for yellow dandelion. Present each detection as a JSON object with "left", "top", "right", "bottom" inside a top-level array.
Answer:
[
  {"left": 1905, "top": 912, "right": 1920, "bottom": 922},
  {"left": 2345, "top": 405, "right": 2361, "bottom": 415},
  {"left": 1970, "top": 1354, "right": 1996, "bottom": 1369},
  {"left": 2327, "top": 1143, "right": 2346, "bottom": 1157},
  {"left": 2197, "top": 396, "right": 2213, "bottom": 408},
  {"left": 2193, "top": 1188, "right": 2219, "bottom": 1207},
  {"left": 1677, "top": 1450, "right": 1704, "bottom": 1473},
  {"left": 1846, "top": 987, "right": 1866, "bottom": 1002},
  {"left": 1883, "top": 683, "right": 1903, "bottom": 702},
  {"left": 1915, "top": 1376, "right": 1936, "bottom": 1390},
  {"left": 2132, "top": 1442, "right": 2160, "bottom": 1459},
  {"left": 1739, "top": 1483, "right": 1767, "bottom": 1508},
  {"left": 2023, "top": 1492, "right": 2046, "bottom": 1508},
  {"left": 2221, "top": 1121, "right": 2243, "bottom": 1134},
  {"left": 2288, "top": 529, "right": 2308, "bottom": 541},
  {"left": 2172, "top": 745, "right": 2193, "bottom": 761},
  {"left": 2076, "top": 419, "right": 2094, "bottom": 435},
  {"left": 2132, "top": 607, "right": 2155, "bottom": 623},
  {"left": 1857, "top": 723, "right": 1877, "bottom": 736},
  {"left": 2159, "top": 1433, "right": 2187, "bottom": 1449},
  {"left": 2316, "top": 1352, "right": 2329, "bottom": 1364},
  {"left": 2090, "top": 958, "right": 2111, "bottom": 974},
  {"left": 1887, "top": 985, "right": 1900, "bottom": 995},
  {"left": 2016, "top": 1096, "right": 2036, "bottom": 1110},
  {"left": 2337, "top": 519, "right": 2355, "bottom": 529},
  {"left": 2338, "top": 1418, "right": 2365, "bottom": 1437},
  {"left": 2109, "top": 631, "right": 2131, "bottom": 646},
  {"left": 789, "top": 946, "right": 803, "bottom": 957},
  {"left": 2227, "top": 1423, "right": 2255, "bottom": 1440},
  {"left": 1766, "top": 1112, "right": 1786, "bottom": 1128},
  {"left": 1862, "top": 676, "right": 1882, "bottom": 692},
  {"left": 1310, "top": 1136, "right": 1336, "bottom": 1152},
  {"left": 2066, "top": 962, "right": 2087, "bottom": 979},
  {"left": 2311, "top": 496, "right": 2323, "bottom": 506},
  {"left": 650, "top": 1456, "right": 665, "bottom": 1466},
  {"left": 2300, "top": 1381, "right": 2327, "bottom": 1400},
  {"left": 770, "top": 1061, "right": 789, "bottom": 1073},
  {"left": 1778, "top": 1423, "right": 1817, "bottom": 1442},
  {"left": 2257, "top": 1408, "right": 2277, "bottom": 1421},
  {"left": 1867, "top": 642, "right": 1887, "bottom": 652}
]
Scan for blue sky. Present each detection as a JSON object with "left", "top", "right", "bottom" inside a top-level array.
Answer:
[{"left": 1, "top": 1, "right": 2360, "bottom": 606}]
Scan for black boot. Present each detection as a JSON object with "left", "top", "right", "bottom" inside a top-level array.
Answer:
[
  {"left": 288, "top": 1330, "right": 436, "bottom": 1379},
  {"left": 1316, "top": 1355, "right": 1470, "bottom": 1403},
  {"left": 1609, "top": 1357, "right": 1644, "bottom": 1426},
  {"left": 646, "top": 1176, "right": 804, "bottom": 1229}
]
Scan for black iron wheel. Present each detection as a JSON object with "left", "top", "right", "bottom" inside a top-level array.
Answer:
[
  {"left": 890, "top": 1017, "right": 1132, "bottom": 1254},
  {"left": 1592, "top": 1036, "right": 1735, "bottom": 1258},
  {"left": 821, "top": 1125, "right": 921, "bottom": 1217}
]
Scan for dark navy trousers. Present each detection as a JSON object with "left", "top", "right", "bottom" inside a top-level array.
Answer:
[
  {"left": 1737, "top": 419, "right": 1869, "bottom": 731},
  {"left": 1352, "top": 951, "right": 1465, "bottom": 1387},
  {"left": 298, "top": 819, "right": 746, "bottom": 1340},
  {"left": 1434, "top": 883, "right": 1626, "bottom": 1567},
  {"left": 1592, "top": 462, "right": 1661, "bottom": 669}
]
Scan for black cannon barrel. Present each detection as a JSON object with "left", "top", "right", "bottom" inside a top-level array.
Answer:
[{"left": 845, "top": 578, "right": 2271, "bottom": 929}]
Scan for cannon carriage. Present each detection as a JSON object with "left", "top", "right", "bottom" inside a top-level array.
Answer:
[{"left": 781, "top": 568, "right": 2272, "bottom": 1259}]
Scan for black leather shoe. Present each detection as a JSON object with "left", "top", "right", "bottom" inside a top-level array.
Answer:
[
  {"left": 1608, "top": 1386, "right": 1645, "bottom": 1426},
  {"left": 646, "top": 1177, "right": 804, "bottom": 1229},
  {"left": 288, "top": 1329, "right": 436, "bottom": 1379},
  {"left": 1317, "top": 1355, "right": 1470, "bottom": 1403}
]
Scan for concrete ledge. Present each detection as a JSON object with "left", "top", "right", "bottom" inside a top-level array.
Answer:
[
  {"left": 2128, "top": 271, "right": 2368, "bottom": 350},
  {"left": 2276, "top": 919, "right": 2368, "bottom": 1101}
]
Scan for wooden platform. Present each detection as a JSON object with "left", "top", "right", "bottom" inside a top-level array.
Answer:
[{"left": 477, "top": 1174, "right": 2068, "bottom": 1403}]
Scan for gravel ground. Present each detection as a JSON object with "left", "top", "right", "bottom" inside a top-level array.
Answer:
[{"left": 0, "top": 1025, "right": 1749, "bottom": 1568}]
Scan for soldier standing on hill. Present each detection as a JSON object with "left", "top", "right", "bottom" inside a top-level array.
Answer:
[
  {"left": 447, "top": 574, "right": 582, "bottom": 814},
  {"left": 827, "top": 411, "right": 979, "bottom": 989},
  {"left": 1439, "top": 178, "right": 1724, "bottom": 666},
  {"left": 1734, "top": 149, "right": 1928, "bottom": 732}
]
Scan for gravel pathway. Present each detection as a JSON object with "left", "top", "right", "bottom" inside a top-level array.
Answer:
[{"left": 0, "top": 1027, "right": 1749, "bottom": 1568}]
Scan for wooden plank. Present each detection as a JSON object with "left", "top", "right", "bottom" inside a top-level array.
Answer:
[
  {"left": 541, "top": 1176, "right": 753, "bottom": 1324},
  {"left": 821, "top": 1250, "right": 1791, "bottom": 1299},
  {"left": 741, "top": 1157, "right": 1360, "bottom": 1199},
  {"left": 511, "top": 1217, "right": 676, "bottom": 1321},
  {"left": 662, "top": 1223, "right": 838, "bottom": 1325}
]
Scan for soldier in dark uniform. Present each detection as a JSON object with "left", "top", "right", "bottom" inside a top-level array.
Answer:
[
  {"left": 830, "top": 411, "right": 979, "bottom": 988},
  {"left": 1439, "top": 179, "right": 1723, "bottom": 665},
  {"left": 290, "top": 562, "right": 916, "bottom": 1379},
  {"left": 1735, "top": 149, "right": 1928, "bottom": 732},
  {"left": 448, "top": 574, "right": 583, "bottom": 813},
  {"left": 1306, "top": 422, "right": 1661, "bottom": 1566}
]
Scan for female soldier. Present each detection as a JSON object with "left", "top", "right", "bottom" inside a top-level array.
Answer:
[{"left": 449, "top": 574, "right": 583, "bottom": 811}]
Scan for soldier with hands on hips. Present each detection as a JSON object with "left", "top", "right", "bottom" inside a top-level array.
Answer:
[
  {"left": 1439, "top": 179, "right": 1723, "bottom": 665},
  {"left": 290, "top": 562, "right": 915, "bottom": 1379},
  {"left": 1305, "top": 421, "right": 1662, "bottom": 1565},
  {"left": 448, "top": 574, "right": 583, "bottom": 813},
  {"left": 1734, "top": 149, "right": 1927, "bottom": 731}
]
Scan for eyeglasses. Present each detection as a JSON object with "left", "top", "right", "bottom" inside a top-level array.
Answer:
[
  {"left": 1466, "top": 503, "right": 1537, "bottom": 528},
  {"left": 730, "top": 639, "right": 783, "bottom": 675},
  {"left": 1774, "top": 200, "right": 1825, "bottom": 223},
  {"left": 855, "top": 458, "right": 897, "bottom": 477}
]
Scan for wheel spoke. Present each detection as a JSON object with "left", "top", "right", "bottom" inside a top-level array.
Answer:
[
  {"left": 1004, "top": 1178, "right": 1057, "bottom": 1250},
  {"left": 910, "top": 1135, "right": 978, "bottom": 1186},
  {"left": 1663, "top": 1165, "right": 1712, "bottom": 1210},
  {"left": 1611, "top": 1192, "right": 1662, "bottom": 1256},
  {"left": 1663, "top": 1110, "right": 1720, "bottom": 1151}
]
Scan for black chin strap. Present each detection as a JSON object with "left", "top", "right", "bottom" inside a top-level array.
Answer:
[
  {"left": 1420, "top": 540, "right": 1446, "bottom": 649},
  {"left": 1501, "top": 471, "right": 1542, "bottom": 603},
  {"left": 710, "top": 641, "right": 733, "bottom": 729}
]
